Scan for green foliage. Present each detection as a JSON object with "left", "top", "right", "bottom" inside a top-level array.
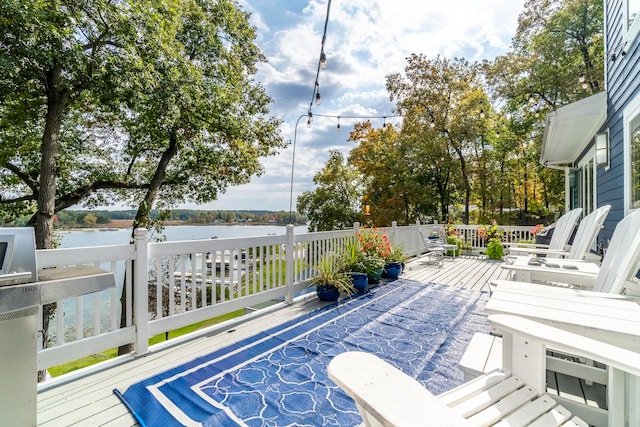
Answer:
[
  {"left": 0, "top": 0, "right": 285, "bottom": 247},
  {"left": 82, "top": 213, "right": 97, "bottom": 227},
  {"left": 348, "top": 122, "right": 422, "bottom": 226},
  {"left": 386, "top": 245, "right": 407, "bottom": 263},
  {"left": 477, "top": 220, "right": 504, "bottom": 240},
  {"left": 309, "top": 257, "right": 356, "bottom": 296},
  {"left": 339, "top": 241, "right": 385, "bottom": 276},
  {"left": 485, "top": 238, "right": 504, "bottom": 260},
  {"left": 386, "top": 54, "right": 488, "bottom": 224},
  {"left": 297, "top": 150, "right": 363, "bottom": 231},
  {"left": 446, "top": 235, "right": 463, "bottom": 256}
]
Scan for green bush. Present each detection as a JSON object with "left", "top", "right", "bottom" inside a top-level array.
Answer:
[
  {"left": 446, "top": 235, "right": 463, "bottom": 256},
  {"left": 485, "top": 238, "right": 504, "bottom": 260}
]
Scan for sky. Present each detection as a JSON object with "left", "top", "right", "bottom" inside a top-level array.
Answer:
[{"left": 184, "top": 0, "right": 527, "bottom": 213}]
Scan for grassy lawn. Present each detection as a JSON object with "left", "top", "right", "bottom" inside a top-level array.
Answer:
[
  {"left": 47, "top": 251, "right": 305, "bottom": 378},
  {"left": 47, "top": 309, "right": 245, "bottom": 377}
]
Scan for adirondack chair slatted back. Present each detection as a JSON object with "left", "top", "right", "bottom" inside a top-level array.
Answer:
[
  {"left": 547, "top": 208, "right": 583, "bottom": 251},
  {"left": 594, "top": 209, "right": 640, "bottom": 294},
  {"left": 564, "top": 205, "right": 610, "bottom": 260}
]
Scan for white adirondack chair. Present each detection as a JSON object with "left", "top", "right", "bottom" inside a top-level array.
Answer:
[
  {"left": 506, "top": 207, "right": 583, "bottom": 258},
  {"left": 328, "top": 314, "right": 640, "bottom": 427},
  {"left": 494, "top": 208, "right": 640, "bottom": 294},
  {"left": 506, "top": 205, "right": 609, "bottom": 262}
]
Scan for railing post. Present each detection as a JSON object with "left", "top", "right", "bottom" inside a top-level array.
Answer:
[
  {"left": 415, "top": 220, "right": 422, "bottom": 257},
  {"left": 133, "top": 228, "right": 149, "bottom": 355},
  {"left": 391, "top": 221, "right": 398, "bottom": 246},
  {"left": 285, "top": 224, "right": 295, "bottom": 304},
  {"left": 353, "top": 222, "right": 360, "bottom": 236}
]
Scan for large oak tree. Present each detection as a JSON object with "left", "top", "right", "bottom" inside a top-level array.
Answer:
[{"left": 0, "top": 0, "right": 285, "bottom": 361}]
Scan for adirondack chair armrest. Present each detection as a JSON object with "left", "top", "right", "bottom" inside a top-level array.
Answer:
[
  {"left": 489, "top": 314, "right": 640, "bottom": 378},
  {"left": 508, "top": 247, "right": 568, "bottom": 256},
  {"left": 499, "top": 265, "right": 598, "bottom": 289},
  {"left": 328, "top": 351, "right": 469, "bottom": 427},
  {"left": 505, "top": 243, "right": 550, "bottom": 249}
]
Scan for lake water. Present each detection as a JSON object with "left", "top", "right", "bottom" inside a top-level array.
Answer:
[
  {"left": 59, "top": 224, "right": 308, "bottom": 248},
  {"left": 49, "top": 224, "right": 308, "bottom": 343}
]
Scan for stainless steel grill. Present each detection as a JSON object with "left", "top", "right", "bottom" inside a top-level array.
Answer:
[{"left": 0, "top": 227, "right": 116, "bottom": 426}]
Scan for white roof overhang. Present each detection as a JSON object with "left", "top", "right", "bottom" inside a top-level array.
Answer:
[{"left": 540, "top": 91, "right": 607, "bottom": 167}]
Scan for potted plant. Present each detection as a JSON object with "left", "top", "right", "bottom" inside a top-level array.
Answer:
[
  {"left": 362, "top": 253, "right": 386, "bottom": 284},
  {"left": 340, "top": 242, "right": 369, "bottom": 292},
  {"left": 357, "top": 227, "right": 391, "bottom": 283},
  {"left": 309, "top": 257, "right": 356, "bottom": 301},
  {"left": 485, "top": 238, "right": 504, "bottom": 260},
  {"left": 382, "top": 245, "right": 406, "bottom": 279}
]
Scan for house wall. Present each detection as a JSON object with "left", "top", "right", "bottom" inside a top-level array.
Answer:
[{"left": 597, "top": 0, "right": 640, "bottom": 244}]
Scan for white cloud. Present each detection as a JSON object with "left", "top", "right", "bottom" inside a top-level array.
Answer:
[{"left": 197, "top": 0, "right": 525, "bottom": 212}]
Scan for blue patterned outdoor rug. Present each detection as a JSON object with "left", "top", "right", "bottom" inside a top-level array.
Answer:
[{"left": 114, "top": 279, "right": 490, "bottom": 426}]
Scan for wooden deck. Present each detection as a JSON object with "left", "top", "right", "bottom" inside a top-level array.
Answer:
[{"left": 35, "top": 256, "right": 591, "bottom": 426}]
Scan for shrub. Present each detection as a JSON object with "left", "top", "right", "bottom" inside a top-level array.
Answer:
[
  {"left": 485, "top": 238, "right": 504, "bottom": 260},
  {"left": 446, "top": 235, "right": 463, "bottom": 256}
]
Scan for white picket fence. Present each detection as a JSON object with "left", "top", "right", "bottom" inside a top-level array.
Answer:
[{"left": 36, "top": 222, "right": 532, "bottom": 374}]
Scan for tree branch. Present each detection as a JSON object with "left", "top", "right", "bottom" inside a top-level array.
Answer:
[
  {"left": 0, "top": 194, "right": 36, "bottom": 204},
  {"left": 53, "top": 180, "right": 151, "bottom": 212},
  {"left": 4, "top": 162, "right": 39, "bottom": 192}
]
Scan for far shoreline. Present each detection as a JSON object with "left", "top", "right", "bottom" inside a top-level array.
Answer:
[{"left": 56, "top": 219, "right": 302, "bottom": 231}]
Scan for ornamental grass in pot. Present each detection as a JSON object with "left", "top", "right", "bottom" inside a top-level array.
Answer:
[{"left": 310, "top": 257, "right": 356, "bottom": 301}]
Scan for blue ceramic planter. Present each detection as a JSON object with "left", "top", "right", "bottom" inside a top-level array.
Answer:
[
  {"left": 316, "top": 284, "right": 340, "bottom": 301},
  {"left": 347, "top": 272, "right": 368, "bottom": 292},
  {"left": 382, "top": 262, "right": 402, "bottom": 279}
]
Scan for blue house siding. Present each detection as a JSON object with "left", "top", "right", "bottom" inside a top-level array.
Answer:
[{"left": 597, "top": 0, "right": 640, "bottom": 243}]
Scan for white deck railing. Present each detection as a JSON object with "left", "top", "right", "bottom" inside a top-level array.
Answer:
[{"left": 36, "top": 222, "right": 534, "bottom": 373}]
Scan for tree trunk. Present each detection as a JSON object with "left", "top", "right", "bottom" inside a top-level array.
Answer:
[
  {"left": 35, "top": 64, "right": 69, "bottom": 382},
  {"left": 453, "top": 146, "right": 470, "bottom": 224},
  {"left": 117, "top": 131, "right": 180, "bottom": 356}
]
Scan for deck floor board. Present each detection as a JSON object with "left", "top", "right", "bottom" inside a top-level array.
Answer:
[{"left": 36, "top": 256, "right": 596, "bottom": 426}]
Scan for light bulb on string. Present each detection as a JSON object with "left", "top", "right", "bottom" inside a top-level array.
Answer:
[
  {"left": 336, "top": 117, "right": 341, "bottom": 132},
  {"left": 320, "top": 52, "right": 327, "bottom": 69},
  {"left": 315, "top": 92, "right": 321, "bottom": 105}
]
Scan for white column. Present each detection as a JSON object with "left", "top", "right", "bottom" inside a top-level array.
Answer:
[
  {"left": 285, "top": 224, "right": 295, "bottom": 304},
  {"left": 133, "top": 228, "right": 149, "bottom": 355}
]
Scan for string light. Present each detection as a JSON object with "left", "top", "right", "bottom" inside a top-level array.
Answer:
[
  {"left": 307, "top": 0, "right": 332, "bottom": 118},
  {"left": 336, "top": 116, "right": 340, "bottom": 131}
]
